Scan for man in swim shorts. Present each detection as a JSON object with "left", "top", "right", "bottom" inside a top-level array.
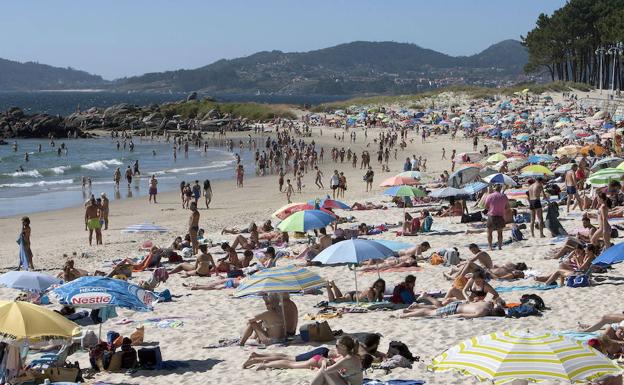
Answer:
[
  {"left": 188, "top": 202, "right": 200, "bottom": 255},
  {"left": 84, "top": 197, "right": 102, "bottom": 246},
  {"left": 527, "top": 177, "right": 547, "bottom": 238},
  {"left": 565, "top": 164, "right": 582, "bottom": 213}
]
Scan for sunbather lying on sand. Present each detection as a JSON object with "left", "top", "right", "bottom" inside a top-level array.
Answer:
[
  {"left": 534, "top": 244, "right": 596, "bottom": 286},
  {"left": 580, "top": 314, "right": 624, "bottom": 332},
  {"left": 488, "top": 263, "right": 528, "bottom": 280},
  {"left": 222, "top": 220, "right": 273, "bottom": 234},
  {"left": 183, "top": 277, "right": 242, "bottom": 290},
  {"left": 360, "top": 255, "right": 419, "bottom": 272},
  {"left": 351, "top": 202, "right": 384, "bottom": 210},
  {"left": 326, "top": 279, "right": 385, "bottom": 303},
  {"left": 395, "top": 297, "right": 505, "bottom": 319},
  {"left": 169, "top": 244, "right": 215, "bottom": 277}
]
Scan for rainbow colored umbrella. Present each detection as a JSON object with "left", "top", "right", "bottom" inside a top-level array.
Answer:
[
  {"left": 383, "top": 185, "right": 427, "bottom": 198},
  {"left": 234, "top": 265, "right": 324, "bottom": 298},
  {"left": 277, "top": 210, "right": 335, "bottom": 232}
]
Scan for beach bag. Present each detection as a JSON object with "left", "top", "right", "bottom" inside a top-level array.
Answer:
[
  {"left": 520, "top": 294, "right": 545, "bottom": 310},
  {"left": 566, "top": 274, "right": 590, "bottom": 288},
  {"left": 106, "top": 331, "right": 120, "bottom": 347},
  {"left": 138, "top": 346, "right": 162, "bottom": 370},
  {"left": 44, "top": 366, "right": 80, "bottom": 382},
  {"left": 611, "top": 228, "right": 619, "bottom": 238},
  {"left": 303, "top": 321, "right": 334, "bottom": 342},
  {"left": 511, "top": 226, "right": 525, "bottom": 242},
  {"left": 157, "top": 289, "right": 172, "bottom": 302},
  {"left": 443, "top": 249, "right": 460, "bottom": 266},
  {"left": 120, "top": 348, "right": 137, "bottom": 369},
  {"left": 81, "top": 330, "right": 99, "bottom": 349},
  {"left": 461, "top": 212, "right": 482, "bottom": 223},
  {"left": 430, "top": 253, "right": 444, "bottom": 265},
  {"left": 505, "top": 304, "right": 539, "bottom": 318},
  {"left": 387, "top": 341, "right": 415, "bottom": 362},
  {"left": 130, "top": 326, "right": 144, "bottom": 345}
]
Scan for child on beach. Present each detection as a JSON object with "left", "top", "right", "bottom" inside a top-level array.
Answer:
[{"left": 286, "top": 179, "right": 294, "bottom": 203}]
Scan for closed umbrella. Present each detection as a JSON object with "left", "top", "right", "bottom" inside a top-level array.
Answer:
[
  {"left": 0, "top": 301, "right": 80, "bottom": 343},
  {"left": 277, "top": 210, "right": 335, "bottom": 232},
  {"left": 0, "top": 271, "right": 61, "bottom": 293},
  {"left": 312, "top": 239, "right": 396, "bottom": 303},
  {"left": 430, "top": 330, "right": 621, "bottom": 385}
]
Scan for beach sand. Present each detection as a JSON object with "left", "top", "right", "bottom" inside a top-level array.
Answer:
[{"left": 0, "top": 96, "right": 620, "bottom": 385}]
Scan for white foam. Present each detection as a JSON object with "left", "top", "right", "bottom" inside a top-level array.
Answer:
[
  {"left": 0, "top": 179, "right": 74, "bottom": 188},
  {"left": 49, "top": 166, "right": 71, "bottom": 175},
  {"left": 4, "top": 170, "right": 43, "bottom": 178},
  {"left": 166, "top": 160, "right": 235, "bottom": 174},
  {"left": 81, "top": 159, "right": 123, "bottom": 171}
]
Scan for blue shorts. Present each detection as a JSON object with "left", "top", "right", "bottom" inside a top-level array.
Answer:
[
  {"left": 566, "top": 186, "right": 577, "bottom": 195},
  {"left": 436, "top": 301, "right": 461, "bottom": 317},
  {"left": 295, "top": 347, "right": 330, "bottom": 362}
]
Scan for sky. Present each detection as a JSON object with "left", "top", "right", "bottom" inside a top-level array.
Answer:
[{"left": 1, "top": 0, "right": 566, "bottom": 80}]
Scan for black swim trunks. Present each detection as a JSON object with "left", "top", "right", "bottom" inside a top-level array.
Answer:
[{"left": 529, "top": 199, "right": 542, "bottom": 210}]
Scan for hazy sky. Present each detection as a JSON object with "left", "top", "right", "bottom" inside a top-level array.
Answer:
[{"left": 1, "top": 0, "right": 565, "bottom": 80}]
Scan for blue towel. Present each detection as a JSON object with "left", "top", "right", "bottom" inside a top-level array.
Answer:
[
  {"left": 494, "top": 284, "right": 558, "bottom": 293},
  {"left": 16, "top": 233, "right": 29, "bottom": 271},
  {"left": 556, "top": 331, "right": 599, "bottom": 342},
  {"left": 364, "top": 380, "right": 425, "bottom": 385}
]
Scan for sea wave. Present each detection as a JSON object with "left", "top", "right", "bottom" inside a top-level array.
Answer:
[
  {"left": 46, "top": 166, "right": 72, "bottom": 175},
  {"left": 81, "top": 159, "right": 123, "bottom": 171},
  {"left": 3, "top": 170, "right": 43, "bottom": 178},
  {"left": 162, "top": 160, "right": 236, "bottom": 174},
  {"left": 0, "top": 179, "right": 74, "bottom": 188}
]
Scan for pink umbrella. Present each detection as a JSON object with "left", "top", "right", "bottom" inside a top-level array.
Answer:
[
  {"left": 379, "top": 176, "right": 420, "bottom": 187},
  {"left": 274, "top": 204, "right": 336, "bottom": 220}
]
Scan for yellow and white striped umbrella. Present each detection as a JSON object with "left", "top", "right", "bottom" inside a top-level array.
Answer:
[
  {"left": 234, "top": 265, "right": 324, "bottom": 298},
  {"left": 429, "top": 330, "right": 621, "bottom": 385}
]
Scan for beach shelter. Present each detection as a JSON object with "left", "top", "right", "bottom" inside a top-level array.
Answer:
[
  {"left": 520, "top": 165, "right": 554, "bottom": 176},
  {"left": 122, "top": 223, "right": 168, "bottom": 233},
  {"left": 593, "top": 242, "right": 624, "bottom": 266},
  {"left": 430, "top": 330, "right": 621, "bottom": 385},
  {"left": 312, "top": 239, "right": 396, "bottom": 302},
  {"left": 448, "top": 167, "right": 480, "bottom": 188},
  {"left": 379, "top": 176, "right": 421, "bottom": 187},
  {"left": 482, "top": 173, "right": 517, "bottom": 186},
  {"left": 0, "top": 301, "right": 80, "bottom": 343},
  {"left": 0, "top": 271, "right": 61, "bottom": 293},
  {"left": 588, "top": 168, "right": 624, "bottom": 187},
  {"left": 276, "top": 210, "right": 336, "bottom": 232},
  {"left": 234, "top": 265, "right": 325, "bottom": 298}
]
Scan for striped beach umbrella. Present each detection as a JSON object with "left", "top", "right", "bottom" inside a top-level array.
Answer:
[
  {"left": 505, "top": 188, "right": 528, "bottom": 200},
  {"left": 121, "top": 223, "right": 169, "bottom": 233},
  {"left": 277, "top": 210, "right": 335, "bottom": 232},
  {"left": 379, "top": 175, "right": 421, "bottom": 187},
  {"left": 588, "top": 168, "right": 624, "bottom": 187},
  {"left": 383, "top": 185, "right": 427, "bottom": 198},
  {"left": 430, "top": 330, "right": 621, "bottom": 385},
  {"left": 234, "top": 265, "right": 324, "bottom": 297},
  {"left": 482, "top": 173, "right": 517, "bottom": 186},
  {"left": 273, "top": 203, "right": 336, "bottom": 220}
]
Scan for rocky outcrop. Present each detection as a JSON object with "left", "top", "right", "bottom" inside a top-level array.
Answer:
[{"left": 0, "top": 107, "right": 90, "bottom": 139}]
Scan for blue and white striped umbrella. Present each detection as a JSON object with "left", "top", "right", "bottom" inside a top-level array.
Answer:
[
  {"left": 483, "top": 173, "right": 518, "bottom": 186},
  {"left": 234, "top": 265, "right": 324, "bottom": 297},
  {"left": 122, "top": 223, "right": 169, "bottom": 233}
]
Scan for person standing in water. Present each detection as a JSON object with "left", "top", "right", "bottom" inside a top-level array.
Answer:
[
  {"left": 125, "top": 166, "right": 133, "bottom": 187},
  {"left": 149, "top": 175, "right": 158, "bottom": 203},
  {"left": 203, "top": 180, "right": 212, "bottom": 209},
  {"left": 113, "top": 167, "right": 121, "bottom": 189}
]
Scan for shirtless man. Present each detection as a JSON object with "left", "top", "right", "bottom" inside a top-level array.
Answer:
[
  {"left": 527, "top": 177, "right": 547, "bottom": 238},
  {"left": 100, "top": 192, "right": 109, "bottom": 230},
  {"left": 188, "top": 202, "right": 200, "bottom": 254},
  {"left": 565, "top": 164, "right": 582, "bottom": 213},
  {"left": 444, "top": 244, "right": 493, "bottom": 281},
  {"left": 169, "top": 244, "right": 214, "bottom": 277},
  {"left": 84, "top": 197, "right": 102, "bottom": 246},
  {"left": 397, "top": 297, "right": 505, "bottom": 319},
  {"left": 314, "top": 167, "right": 324, "bottom": 189},
  {"left": 125, "top": 166, "right": 133, "bottom": 187},
  {"left": 217, "top": 242, "right": 244, "bottom": 272},
  {"left": 113, "top": 167, "right": 121, "bottom": 188},
  {"left": 149, "top": 175, "right": 158, "bottom": 203}
]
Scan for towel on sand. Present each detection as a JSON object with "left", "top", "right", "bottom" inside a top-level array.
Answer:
[
  {"left": 495, "top": 284, "right": 558, "bottom": 293},
  {"left": 361, "top": 266, "right": 423, "bottom": 274},
  {"left": 556, "top": 331, "right": 599, "bottom": 342},
  {"left": 364, "top": 380, "right": 425, "bottom": 385}
]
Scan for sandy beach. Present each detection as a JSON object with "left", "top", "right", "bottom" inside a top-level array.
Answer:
[{"left": 0, "top": 91, "right": 622, "bottom": 385}]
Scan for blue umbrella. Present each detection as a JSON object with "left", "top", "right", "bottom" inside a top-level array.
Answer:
[
  {"left": 0, "top": 271, "right": 61, "bottom": 293},
  {"left": 312, "top": 239, "right": 396, "bottom": 302},
  {"left": 462, "top": 182, "right": 488, "bottom": 195},
  {"left": 372, "top": 239, "right": 415, "bottom": 252},
  {"left": 593, "top": 242, "right": 624, "bottom": 266},
  {"left": 528, "top": 154, "right": 555, "bottom": 164},
  {"left": 51, "top": 276, "right": 157, "bottom": 311}
]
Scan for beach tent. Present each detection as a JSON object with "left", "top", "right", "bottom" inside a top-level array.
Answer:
[{"left": 430, "top": 330, "right": 621, "bottom": 385}]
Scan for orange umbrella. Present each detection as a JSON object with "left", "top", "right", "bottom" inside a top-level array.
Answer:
[
  {"left": 379, "top": 176, "right": 420, "bottom": 187},
  {"left": 580, "top": 144, "right": 606, "bottom": 156}
]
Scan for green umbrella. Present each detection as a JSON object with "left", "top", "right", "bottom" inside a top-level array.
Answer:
[
  {"left": 383, "top": 185, "right": 427, "bottom": 198},
  {"left": 276, "top": 210, "right": 336, "bottom": 232},
  {"left": 588, "top": 168, "right": 624, "bottom": 187}
]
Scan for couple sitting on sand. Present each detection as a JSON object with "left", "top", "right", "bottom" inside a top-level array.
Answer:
[{"left": 239, "top": 293, "right": 298, "bottom": 347}]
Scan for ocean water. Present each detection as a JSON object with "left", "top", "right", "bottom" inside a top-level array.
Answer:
[
  {"left": 0, "top": 137, "right": 251, "bottom": 217},
  {"left": 0, "top": 91, "right": 348, "bottom": 116}
]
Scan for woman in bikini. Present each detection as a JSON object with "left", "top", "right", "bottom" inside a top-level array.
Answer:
[
  {"left": 444, "top": 269, "right": 499, "bottom": 303},
  {"left": 310, "top": 336, "right": 363, "bottom": 385},
  {"left": 231, "top": 223, "right": 259, "bottom": 250},
  {"left": 168, "top": 244, "right": 215, "bottom": 277},
  {"left": 591, "top": 192, "right": 612, "bottom": 248},
  {"left": 534, "top": 244, "right": 597, "bottom": 286},
  {"left": 326, "top": 279, "right": 385, "bottom": 303}
]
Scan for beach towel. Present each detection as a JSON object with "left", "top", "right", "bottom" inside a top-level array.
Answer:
[
  {"left": 360, "top": 266, "right": 424, "bottom": 274},
  {"left": 494, "top": 284, "right": 558, "bottom": 293},
  {"left": 16, "top": 233, "right": 29, "bottom": 271},
  {"left": 141, "top": 319, "right": 184, "bottom": 329},
  {"left": 364, "top": 380, "right": 425, "bottom": 385},
  {"left": 556, "top": 331, "right": 599, "bottom": 342},
  {"left": 304, "top": 312, "right": 342, "bottom": 321}
]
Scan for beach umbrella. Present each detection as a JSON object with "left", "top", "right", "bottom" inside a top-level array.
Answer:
[
  {"left": 462, "top": 181, "right": 488, "bottom": 195},
  {"left": 495, "top": 158, "right": 527, "bottom": 171},
  {"left": 430, "top": 187, "right": 468, "bottom": 199},
  {"left": 122, "top": 222, "right": 168, "bottom": 233},
  {"left": 591, "top": 157, "right": 624, "bottom": 171},
  {"left": 449, "top": 167, "right": 480, "bottom": 188},
  {"left": 546, "top": 135, "right": 563, "bottom": 142},
  {"left": 554, "top": 163, "right": 575, "bottom": 174},
  {"left": 521, "top": 165, "right": 554, "bottom": 176},
  {"left": 396, "top": 171, "right": 422, "bottom": 179},
  {"left": 505, "top": 189, "right": 528, "bottom": 200},
  {"left": 312, "top": 239, "right": 396, "bottom": 301},
  {"left": 556, "top": 145, "right": 582, "bottom": 157},
  {"left": 593, "top": 242, "right": 624, "bottom": 266},
  {"left": 234, "top": 265, "right": 325, "bottom": 298},
  {"left": 486, "top": 153, "right": 507, "bottom": 164},
  {"left": 588, "top": 168, "right": 624, "bottom": 187},
  {"left": 0, "top": 271, "right": 61, "bottom": 293},
  {"left": 371, "top": 239, "right": 415, "bottom": 252},
  {"left": 51, "top": 276, "right": 157, "bottom": 312},
  {"left": 516, "top": 134, "right": 530, "bottom": 141},
  {"left": 617, "top": 161, "right": 624, "bottom": 170},
  {"left": 276, "top": 210, "right": 335, "bottom": 232},
  {"left": 527, "top": 154, "right": 555, "bottom": 164},
  {"left": 0, "top": 301, "right": 79, "bottom": 343},
  {"left": 430, "top": 330, "right": 621, "bottom": 385},
  {"left": 273, "top": 203, "right": 336, "bottom": 220},
  {"left": 379, "top": 176, "right": 421, "bottom": 187},
  {"left": 383, "top": 185, "right": 427, "bottom": 198},
  {"left": 307, "top": 198, "right": 350, "bottom": 210},
  {"left": 580, "top": 144, "right": 606, "bottom": 156},
  {"left": 482, "top": 173, "right": 517, "bottom": 186}
]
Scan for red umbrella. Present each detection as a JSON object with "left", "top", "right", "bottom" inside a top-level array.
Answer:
[{"left": 274, "top": 203, "right": 336, "bottom": 220}]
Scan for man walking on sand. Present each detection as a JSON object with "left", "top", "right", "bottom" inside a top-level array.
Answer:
[
  {"left": 484, "top": 184, "right": 509, "bottom": 250},
  {"left": 85, "top": 197, "right": 102, "bottom": 246},
  {"left": 527, "top": 177, "right": 547, "bottom": 238},
  {"left": 189, "top": 202, "right": 200, "bottom": 255},
  {"left": 566, "top": 164, "right": 582, "bottom": 213}
]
